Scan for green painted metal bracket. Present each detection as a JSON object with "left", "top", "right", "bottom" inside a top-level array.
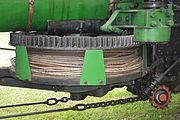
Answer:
[
  {"left": 16, "top": 46, "right": 32, "bottom": 81},
  {"left": 80, "top": 50, "right": 106, "bottom": 86},
  {"left": 100, "top": 10, "right": 122, "bottom": 33}
]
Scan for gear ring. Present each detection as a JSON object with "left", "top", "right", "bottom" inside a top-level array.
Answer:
[{"left": 150, "top": 85, "right": 171, "bottom": 109}]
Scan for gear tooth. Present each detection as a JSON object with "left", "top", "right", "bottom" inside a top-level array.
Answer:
[{"left": 149, "top": 85, "right": 172, "bottom": 109}]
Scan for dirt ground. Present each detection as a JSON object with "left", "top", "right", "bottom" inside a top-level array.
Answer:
[{"left": 0, "top": 32, "right": 15, "bottom": 67}]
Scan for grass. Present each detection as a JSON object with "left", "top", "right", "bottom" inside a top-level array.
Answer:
[{"left": 0, "top": 87, "right": 179, "bottom": 120}]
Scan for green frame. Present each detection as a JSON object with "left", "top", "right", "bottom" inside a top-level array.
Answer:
[
  {"left": 16, "top": 46, "right": 31, "bottom": 81},
  {"left": 80, "top": 50, "right": 106, "bottom": 86}
]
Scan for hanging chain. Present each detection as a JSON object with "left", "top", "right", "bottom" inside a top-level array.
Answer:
[
  {"left": 0, "top": 97, "right": 70, "bottom": 109},
  {"left": 0, "top": 96, "right": 147, "bottom": 119}
]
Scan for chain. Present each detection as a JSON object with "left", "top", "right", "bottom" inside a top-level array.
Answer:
[
  {"left": 73, "top": 96, "right": 146, "bottom": 111},
  {"left": 0, "top": 97, "right": 70, "bottom": 109},
  {"left": 0, "top": 96, "right": 147, "bottom": 119}
]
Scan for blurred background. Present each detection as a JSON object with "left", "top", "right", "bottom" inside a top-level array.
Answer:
[{"left": 0, "top": 32, "right": 15, "bottom": 66}]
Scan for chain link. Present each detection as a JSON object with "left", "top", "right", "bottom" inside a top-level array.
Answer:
[
  {"left": 0, "top": 97, "right": 70, "bottom": 109},
  {"left": 73, "top": 96, "right": 146, "bottom": 111},
  {"left": 0, "top": 96, "right": 147, "bottom": 119},
  {"left": 46, "top": 97, "right": 70, "bottom": 106}
]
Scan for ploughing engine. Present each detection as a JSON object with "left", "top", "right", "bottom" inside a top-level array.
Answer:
[{"left": 0, "top": 0, "right": 179, "bottom": 118}]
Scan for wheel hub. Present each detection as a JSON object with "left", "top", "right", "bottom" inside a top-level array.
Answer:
[{"left": 150, "top": 85, "right": 171, "bottom": 109}]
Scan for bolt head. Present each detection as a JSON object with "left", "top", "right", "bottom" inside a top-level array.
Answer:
[
  {"left": 84, "top": 81, "right": 87, "bottom": 85},
  {"left": 99, "top": 80, "right": 103, "bottom": 84}
]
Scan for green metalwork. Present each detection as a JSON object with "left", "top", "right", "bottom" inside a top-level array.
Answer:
[
  {"left": 80, "top": 50, "right": 106, "bottom": 86},
  {"left": 0, "top": 0, "right": 109, "bottom": 32},
  {"left": 134, "top": 5, "right": 174, "bottom": 42},
  {"left": 101, "top": 0, "right": 174, "bottom": 43},
  {"left": 16, "top": 46, "right": 31, "bottom": 81},
  {"left": 101, "top": 10, "right": 122, "bottom": 33},
  {"left": 134, "top": 27, "right": 171, "bottom": 42}
]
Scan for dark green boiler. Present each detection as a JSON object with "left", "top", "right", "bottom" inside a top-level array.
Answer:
[{"left": 0, "top": 0, "right": 109, "bottom": 31}]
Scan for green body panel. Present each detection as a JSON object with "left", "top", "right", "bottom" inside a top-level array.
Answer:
[
  {"left": 134, "top": 27, "right": 171, "bottom": 42},
  {"left": 80, "top": 50, "right": 106, "bottom": 86},
  {"left": 0, "top": 0, "right": 109, "bottom": 31},
  {"left": 16, "top": 46, "right": 31, "bottom": 81},
  {"left": 101, "top": 0, "right": 174, "bottom": 43},
  {"left": 0, "top": 1, "right": 29, "bottom": 31},
  {"left": 133, "top": 7, "right": 174, "bottom": 42}
]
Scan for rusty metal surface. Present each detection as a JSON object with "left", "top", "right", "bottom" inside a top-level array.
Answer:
[
  {"left": 26, "top": 0, "right": 34, "bottom": 30},
  {"left": 10, "top": 33, "right": 139, "bottom": 50}
]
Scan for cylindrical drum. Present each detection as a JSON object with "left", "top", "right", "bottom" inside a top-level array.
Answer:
[{"left": 0, "top": 0, "right": 109, "bottom": 32}]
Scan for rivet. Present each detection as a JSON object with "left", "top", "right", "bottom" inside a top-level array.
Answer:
[
  {"left": 84, "top": 81, "right": 87, "bottom": 85},
  {"left": 99, "top": 80, "right": 103, "bottom": 84}
]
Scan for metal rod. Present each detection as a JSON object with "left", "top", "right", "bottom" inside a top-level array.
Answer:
[
  {"left": 0, "top": 48, "right": 15, "bottom": 51},
  {"left": 156, "top": 57, "right": 180, "bottom": 82}
]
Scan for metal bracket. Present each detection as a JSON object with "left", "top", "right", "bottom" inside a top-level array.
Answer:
[
  {"left": 16, "top": 46, "right": 32, "bottom": 81},
  {"left": 80, "top": 50, "right": 106, "bottom": 86},
  {"left": 101, "top": 10, "right": 122, "bottom": 33}
]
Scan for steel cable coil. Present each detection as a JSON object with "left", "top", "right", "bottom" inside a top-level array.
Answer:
[{"left": 11, "top": 47, "right": 142, "bottom": 79}]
